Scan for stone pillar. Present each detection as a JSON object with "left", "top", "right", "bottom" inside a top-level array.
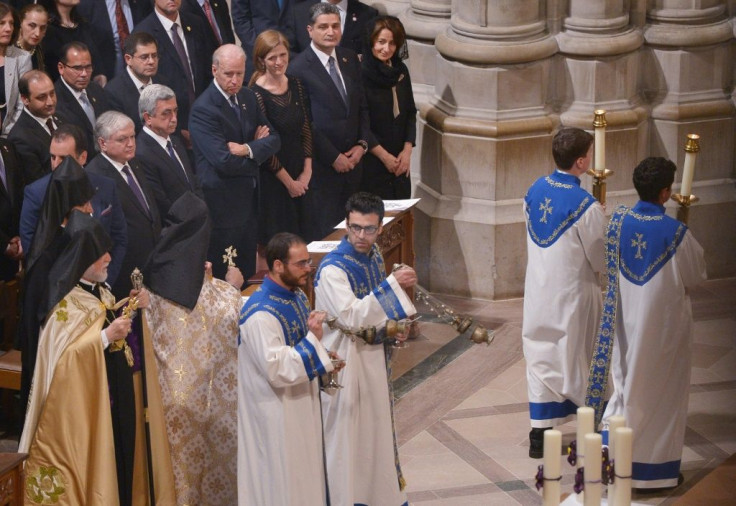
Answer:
[
  {"left": 414, "top": 1, "right": 558, "bottom": 298},
  {"left": 643, "top": 0, "right": 735, "bottom": 277},
  {"left": 362, "top": 0, "right": 410, "bottom": 17},
  {"left": 556, "top": 0, "right": 647, "bottom": 203}
]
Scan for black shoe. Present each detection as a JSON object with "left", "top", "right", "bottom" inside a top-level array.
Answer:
[{"left": 529, "top": 427, "right": 551, "bottom": 459}]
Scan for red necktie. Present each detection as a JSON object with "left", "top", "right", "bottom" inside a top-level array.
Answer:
[
  {"left": 202, "top": 0, "right": 222, "bottom": 45},
  {"left": 115, "top": 0, "right": 130, "bottom": 52}
]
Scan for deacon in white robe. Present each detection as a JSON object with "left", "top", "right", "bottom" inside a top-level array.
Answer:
[
  {"left": 238, "top": 233, "right": 334, "bottom": 506},
  {"left": 314, "top": 192, "right": 417, "bottom": 506},
  {"left": 599, "top": 157, "right": 706, "bottom": 489},
  {"left": 522, "top": 128, "right": 606, "bottom": 456}
]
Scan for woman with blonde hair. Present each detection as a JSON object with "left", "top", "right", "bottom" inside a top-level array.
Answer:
[{"left": 250, "top": 30, "right": 316, "bottom": 241}]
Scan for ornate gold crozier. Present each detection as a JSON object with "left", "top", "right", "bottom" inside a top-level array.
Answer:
[{"left": 671, "top": 134, "right": 700, "bottom": 225}]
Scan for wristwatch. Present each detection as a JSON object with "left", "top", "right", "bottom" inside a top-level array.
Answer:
[{"left": 357, "top": 140, "right": 368, "bottom": 153}]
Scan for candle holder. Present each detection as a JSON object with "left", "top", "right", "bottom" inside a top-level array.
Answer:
[
  {"left": 670, "top": 193, "right": 699, "bottom": 225},
  {"left": 586, "top": 167, "right": 614, "bottom": 205}
]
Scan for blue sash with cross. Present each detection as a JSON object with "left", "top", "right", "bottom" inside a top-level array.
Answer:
[
  {"left": 239, "top": 276, "right": 326, "bottom": 380},
  {"left": 585, "top": 202, "right": 687, "bottom": 425},
  {"left": 525, "top": 171, "right": 595, "bottom": 248}
]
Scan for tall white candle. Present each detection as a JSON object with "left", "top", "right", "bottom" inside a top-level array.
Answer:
[
  {"left": 584, "top": 433, "right": 602, "bottom": 506},
  {"left": 543, "top": 430, "right": 562, "bottom": 506},
  {"left": 681, "top": 151, "right": 696, "bottom": 197},
  {"left": 606, "top": 416, "right": 625, "bottom": 503},
  {"left": 612, "top": 428, "right": 633, "bottom": 506},
  {"left": 593, "top": 110, "right": 606, "bottom": 170}
]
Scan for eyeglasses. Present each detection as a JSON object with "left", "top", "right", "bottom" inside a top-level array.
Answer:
[
  {"left": 134, "top": 53, "right": 159, "bottom": 61},
  {"left": 287, "top": 258, "right": 313, "bottom": 269},
  {"left": 63, "top": 63, "right": 94, "bottom": 73},
  {"left": 347, "top": 223, "right": 379, "bottom": 236}
]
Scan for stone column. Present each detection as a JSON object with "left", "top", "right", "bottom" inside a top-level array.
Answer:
[
  {"left": 556, "top": 0, "right": 647, "bottom": 203},
  {"left": 414, "top": 1, "right": 558, "bottom": 298},
  {"left": 362, "top": 0, "right": 410, "bottom": 17},
  {"left": 643, "top": 0, "right": 735, "bottom": 278}
]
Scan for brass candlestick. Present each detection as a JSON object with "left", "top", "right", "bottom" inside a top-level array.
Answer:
[
  {"left": 671, "top": 134, "right": 700, "bottom": 225},
  {"left": 587, "top": 110, "right": 614, "bottom": 205}
]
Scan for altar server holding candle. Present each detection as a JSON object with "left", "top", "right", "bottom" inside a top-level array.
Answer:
[{"left": 597, "top": 157, "right": 706, "bottom": 490}]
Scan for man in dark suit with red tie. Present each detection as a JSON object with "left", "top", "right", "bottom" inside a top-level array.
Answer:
[
  {"left": 182, "top": 0, "right": 235, "bottom": 47},
  {"left": 288, "top": 3, "right": 373, "bottom": 238},
  {"left": 86, "top": 111, "right": 161, "bottom": 299},
  {"left": 189, "top": 44, "right": 280, "bottom": 281},
  {"left": 133, "top": 0, "right": 216, "bottom": 147},
  {"left": 136, "top": 84, "right": 202, "bottom": 218}
]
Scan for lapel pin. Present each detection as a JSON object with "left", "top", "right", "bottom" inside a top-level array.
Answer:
[
  {"left": 352, "top": 13, "right": 357, "bottom": 22},
  {"left": 186, "top": 25, "right": 191, "bottom": 32},
  {"left": 342, "top": 57, "right": 347, "bottom": 63}
]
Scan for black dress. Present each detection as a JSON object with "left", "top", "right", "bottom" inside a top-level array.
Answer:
[
  {"left": 360, "top": 54, "right": 417, "bottom": 199},
  {"left": 251, "top": 76, "right": 315, "bottom": 242},
  {"left": 42, "top": 18, "right": 104, "bottom": 82}
]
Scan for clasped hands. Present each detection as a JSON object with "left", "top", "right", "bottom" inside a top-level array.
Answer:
[{"left": 333, "top": 144, "right": 366, "bottom": 173}]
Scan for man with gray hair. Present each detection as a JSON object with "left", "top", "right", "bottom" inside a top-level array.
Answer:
[
  {"left": 189, "top": 43, "right": 280, "bottom": 281},
  {"left": 136, "top": 84, "right": 201, "bottom": 217},
  {"left": 87, "top": 110, "right": 162, "bottom": 299}
]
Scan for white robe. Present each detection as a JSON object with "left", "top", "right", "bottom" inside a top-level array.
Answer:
[
  {"left": 315, "top": 266, "right": 416, "bottom": 506},
  {"left": 522, "top": 202, "right": 606, "bottom": 427},
  {"left": 602, "top": 230, "right": 706, "bottom": 488},
  {"left": 237, "top": 311, "right": 333, "bottom": 506}
]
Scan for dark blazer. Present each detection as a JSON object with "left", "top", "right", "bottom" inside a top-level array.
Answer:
[
  {"left": 288, "top": 46, "right": 371, "bottom": 186},
  {"left": 54, "top": 79, "right": 113, "bottom": 154},
  {"left": 231, "top": 0, "right": 293, "bottom": 52},
  {"left": 133, "top": 11, "right": 215, "bottom": 130},
  {"left": 7, "top": 110, "right": 62, "bottom": 186},
  {"left": 105, "top": 71, "right": 161, "bottom": 133},
  {"left": 77, "top": 0, "right": 154, "bottom": 79},
  {"left": 0, "top": 140, "right": 22, "bottom": 281},
  {"left": 86, "top": 154, "right": 161, "bottom": 298},
  {"left": 189, "top": 81, "right": 280, "bottom": 278},
  {"left": 19, "top": 170, "right": 128, "bottom": 285},
  {"left": 136, "top": 129, "right": 202, "bottom": 217},
  {"left": 287, "top": 0, "right": 377, "bottom": 55},
  {"left": 181, "top": 0, "right": 236, "bottom": 46}
]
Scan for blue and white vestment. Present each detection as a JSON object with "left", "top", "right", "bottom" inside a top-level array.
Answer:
[
  {"left": 600, "top": 201, "right": 706, "bottom": 489},
  {"left": 522, "top": 170, "right": 606, "bottom": 427},
  {"left": 237, "top": 276, "right": 333, "bottom": 505},
  {"left": 315, "top": 237, "right": 416, "bottom": 506}
]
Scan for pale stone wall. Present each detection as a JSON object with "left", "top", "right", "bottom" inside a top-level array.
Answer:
[{"left": 365, "top": 0, "right": 736, "bottom": 299}]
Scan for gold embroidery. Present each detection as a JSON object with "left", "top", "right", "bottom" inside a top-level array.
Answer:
[
  {"left": 631, "top": 232, "right": 647, "bottom": 259},
  {"left": 26, "top": 465, "right": 67, "bottom": 504},
  {"left": 545, "top": 176, "right": 573, "bottom": 189},
  {"left": 620, "top": 222, "right": 686, "bottom": 282},
  {"left": 527, "top": 197, "right": 591, "bottom": 246},
  {"left": 539, "top": 197, "right": 553, "bottom": 223}
]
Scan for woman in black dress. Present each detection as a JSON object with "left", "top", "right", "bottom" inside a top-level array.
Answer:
[
  {"left": 15, "top": 3, "right": 49, "bottom": 72},
  {"left": 361, "top": 16, "right": 417, "bottom": 199},
  {"left": 249, "top": 30, "right": 315, "bottom": 242}
]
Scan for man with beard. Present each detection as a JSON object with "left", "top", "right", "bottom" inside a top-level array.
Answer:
[{"left": 238, "top": 232, "right": 335, "bottom": 505}]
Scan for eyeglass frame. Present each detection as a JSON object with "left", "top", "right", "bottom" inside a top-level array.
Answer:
[
  {"left": 62, "top": 62, "right": 94, "bottom": 73},
  {"left": 347, "top": 223, "right": 380, "bottom": 236}
]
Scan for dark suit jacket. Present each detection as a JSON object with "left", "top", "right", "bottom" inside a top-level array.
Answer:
[
  {"left": 133, "top": 11, "right": 215, "bottom": 130},
  {"left": 86, "top": 154, "right": 161, "bottom": 298},
  {"left": 77, "top": 0, "right": 154, "bottom": 79},
  {"left": 19, "top": 170, "right": 128, "bottom": 285},
  {"left": 288, "top": 45, "right": 371, "bottom": 187},
  {"left": 54, "top": 80, "right": 112, "bottom": 154},
  {"left": 287, "top": 0, "right": 377, "bottom": 55},
  {"left": 136, "top": 129, "right": 202, "bottom": 218},
  {"left": 181, "top": 0, "right": 235, "bottom": 46},
  {"left": 231, "top": 0, "right": 293, "bottom": 52},
  {"left": 0, "top": 140, "right": 22, "bottom": 281},
  {"left": 105, "top": 71, "right": 161, "bottom": 133},
  {"left": 7, "top": 110, "right": 62, "bottom": 186}
]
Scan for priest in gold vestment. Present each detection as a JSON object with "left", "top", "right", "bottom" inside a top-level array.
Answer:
[
  {"left": 19, "top": 211, "right": 148, "bottom": 505},
  {"left": 143, "top": 192, "right": 244, "bottom": 505}
]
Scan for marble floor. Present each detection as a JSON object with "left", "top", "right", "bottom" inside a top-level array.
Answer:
[
  {"left": 394, "top": 277, "right": 736, "bottom": 505},
  {"left": 2, "top": 278, "right": 734, "bottom": 505}
]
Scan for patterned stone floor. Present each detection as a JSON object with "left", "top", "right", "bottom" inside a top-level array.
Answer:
[
  {"left": 393, "top": 277, "right": 736, "bottom": 505},
  {"left": 3, "top": 278, "right": 734, "bottom": 504}
]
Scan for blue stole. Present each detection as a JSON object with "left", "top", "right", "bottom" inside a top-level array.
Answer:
[
  {"left": 315, "top": 237, "right": 408, "bottom": 322},
  {"left": 239, "top": 276, "right": 326, "bottom": 380},
  {"left": 525, "top": 171, "right": 595, "bottom": 248},
  {"left": 585, "top": 202, "right": 687, "bottom": 425}
]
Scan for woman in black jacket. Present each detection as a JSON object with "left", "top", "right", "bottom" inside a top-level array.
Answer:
[{"left": 360, "top": 16, "right": 416, "bottom": 199}]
